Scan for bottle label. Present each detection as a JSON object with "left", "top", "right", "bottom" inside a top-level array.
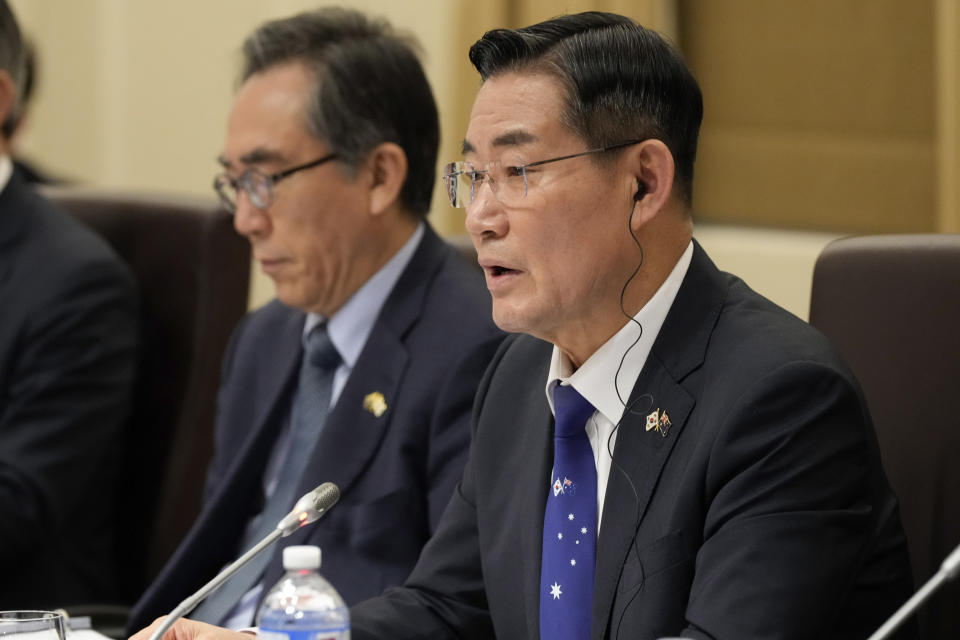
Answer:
[{"left": 260, "top": 629, "right": 349, "bottom": 640}]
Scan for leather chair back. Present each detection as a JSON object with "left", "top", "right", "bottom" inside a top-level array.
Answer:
[
  {"left": 809, "top": 233, "right": 960, "bottom": 639},
  {"left": 43, "top": 187, "right": 250, "bottom": 603}
]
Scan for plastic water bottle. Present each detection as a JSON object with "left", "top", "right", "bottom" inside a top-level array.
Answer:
[{"left": 257, "top": 545, "right": 350, "bottom": 640}]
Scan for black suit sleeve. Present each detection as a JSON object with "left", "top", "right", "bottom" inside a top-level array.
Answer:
[
  {"left": 0, "top": 255, "right": 137, "bottom": 558},
  {"left": 350, "top": 337, "right": 517, "bottom": 640},
  {"left": 682, "top": 361, "right": 891, "bottom": 639},
  {"left": 203, "top": 313, "right": 252, "bottom": 506},
  {"left": 423, "top": 333, "right": 504, "bottom": 533}
]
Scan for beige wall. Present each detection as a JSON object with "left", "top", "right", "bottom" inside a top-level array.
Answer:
[
  {"left": 9, "top": 0, "right": 460, "bottom": 308},
  {"left": 8, "top": 1, "right": 954, "bottom": 317},
  {"left": 10, "top": 1, "right": 457, "bottom": 199}
]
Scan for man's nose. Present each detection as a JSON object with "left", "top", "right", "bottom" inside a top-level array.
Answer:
[
  {"left": 232, "top": 192, "right": 269, "bottom": 238},
  {"left": 465, "top": 181, "right": 508, "bottom": 241}
]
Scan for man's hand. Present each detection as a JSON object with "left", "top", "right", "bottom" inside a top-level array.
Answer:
[{"left": 129, "top": 617, "right": 254, "bottom": 640}]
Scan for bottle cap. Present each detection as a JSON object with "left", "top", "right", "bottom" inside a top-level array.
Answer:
[{"left": 282, "top": 545, "right": 321, "bottom": 570}]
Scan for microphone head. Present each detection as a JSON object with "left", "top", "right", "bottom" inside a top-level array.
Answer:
[{"left": 277, "top": 482, "right": 341, "bottom": 536}]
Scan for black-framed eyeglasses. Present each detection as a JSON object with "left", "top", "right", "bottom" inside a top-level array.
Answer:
[
  {"left": 441, "top": 140, "right": 642, "bottom": 208},
  {"left": 213, "top": 153, "right": 339, "bottom": 212}
]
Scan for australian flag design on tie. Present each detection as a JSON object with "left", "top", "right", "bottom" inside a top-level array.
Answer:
[{"left": 541, "top": 384, "right": 597, "bottom": 640}]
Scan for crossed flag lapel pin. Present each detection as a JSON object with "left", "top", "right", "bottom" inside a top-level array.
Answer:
[{"left": 645, "top": 408, "right": 672, "bottom": 438}]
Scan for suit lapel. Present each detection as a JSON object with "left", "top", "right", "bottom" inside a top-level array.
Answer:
[
  {"left": 518, "top": 382, "right": 555, "bottom": 637},
  {"left": 207, "top": 309, "right": 304, "bottom": 509},
  {"left": 592, "top": 241, "right": 728, "bottom": 639},
  {"left": 292, "top": 325, "right": 408, "bottom": 501},
  {"left": 591, "top": 361, "right": 695, "bottom": 639},
  {"left": 288, "top": 225, "right": 448, "bottom": 516}
]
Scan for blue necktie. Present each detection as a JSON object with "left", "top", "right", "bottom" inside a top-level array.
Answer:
[
  {"left": 192, "top": 323, "right": 340, "bottom": 624},
  {"left": 540, "top": 384, "right": 597, "bottom": 640}
]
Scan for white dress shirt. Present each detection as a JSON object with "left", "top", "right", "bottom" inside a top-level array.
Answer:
[{"left": 545, "top": 241, "right": 693, "bottom": 532}]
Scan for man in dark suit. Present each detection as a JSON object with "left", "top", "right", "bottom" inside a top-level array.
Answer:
[
  {"left": 134, "top": 11, "right": 914, "bottom": 640},
  {"left": 127, "top": 8, "right": 501, "bottom": 633},
  {"left": 352, "top": 12, "right": 915, "bottom": 639},
  {"left": 0, "top": 0, "right": 138, "bottom": 609}
]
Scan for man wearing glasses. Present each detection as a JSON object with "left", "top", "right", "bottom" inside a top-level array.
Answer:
[
  {"left": 351, "top": 11, "right": 913, "bottom": 640},
  {"left": 134, "top": 10, "right": 914, "bottom": 640},
  {"left": 126, "top": 8, "right": 501, "bottom": 634}
]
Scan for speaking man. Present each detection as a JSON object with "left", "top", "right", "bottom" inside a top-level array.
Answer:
[
  {"left": 127, "top": 8, "right": 501, "bottom": 633},
  {"left": 132, "top": 11, "right": 914, "bottom": 640}
]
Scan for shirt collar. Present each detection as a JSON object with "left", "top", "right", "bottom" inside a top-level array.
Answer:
[
  {"left": 545, "top": 240, "right": 693, "bottom": 423},
  {"left": 303, "top": 222, "right": 425, "bottom": 366},
  {"left": 0, "top": 155, "right": 13, "bottom": 194}
]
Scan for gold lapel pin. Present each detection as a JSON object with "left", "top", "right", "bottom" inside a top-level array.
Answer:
[
  {"left": 363, "top": 391, "right": 388, "bottom": 417},
  {"left": 646, "top": 409, "right": 659, "bottom": 432}
]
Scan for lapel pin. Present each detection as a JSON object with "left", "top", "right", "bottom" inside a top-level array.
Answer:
[
  {"left": 645, "top": 409, "right": 659, "bottom": 432},
  {"left": 658, "top": 410, "right": 672, "bottom": 438},
  {"left": 363, "top": 391, "right": 388, "bottom": 417}
]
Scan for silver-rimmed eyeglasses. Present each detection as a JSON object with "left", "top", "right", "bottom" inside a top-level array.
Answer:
[
  {"left": 442, "top": 140, "right": 641, "bottom": 208},
  {"left": 213, "top": 153, "right": 339, "bottom": 212}
]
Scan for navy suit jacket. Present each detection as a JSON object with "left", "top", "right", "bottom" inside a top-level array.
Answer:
[
  {"left": 352, "top": 241, "right": 915, "bottom": 640},
  {"left": 0, "top": 174, "right": 138, "bottom": 608},
  {"left": 128, "top": 225, "right": 502, "bottom": 631}
]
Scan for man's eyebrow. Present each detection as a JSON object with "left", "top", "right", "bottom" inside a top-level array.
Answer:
[
  {"left": 492, "top": 130, "right": 537, "bottom": 148},
  {"left": 217, "top": 148, "right": 286, "bottom": 170},
  {"left": 461, "top": 129, "right": 538, "bottom": 156}
]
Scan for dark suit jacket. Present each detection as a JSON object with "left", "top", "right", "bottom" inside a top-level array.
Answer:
[
  {"left": 352, "top": 241, "right": 915, "bottom": 640},
  {"left": 128, "top": 225, "right": 502, "bottom": 631},
  {"left": 0, "top": 174, "right": 138, "bottom": 608}
]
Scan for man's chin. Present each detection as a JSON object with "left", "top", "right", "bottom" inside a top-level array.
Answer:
[{"left": 491, "top": 304, "right": 538, "bottom": 336}]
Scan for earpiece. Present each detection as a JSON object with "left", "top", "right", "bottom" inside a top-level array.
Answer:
[{"left": 634, "top": 182, "right": 646, "bottom": 201}]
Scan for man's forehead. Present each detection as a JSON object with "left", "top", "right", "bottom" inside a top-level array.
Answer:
[
  {"left": 461, "top": 129, "right": 539, "bottom": 155},
  {"left": 222, "top": 64, "right": 320, "bottom": 168},
  {"left": 462, "top": 72, "right": 567, "bottom": 156}
]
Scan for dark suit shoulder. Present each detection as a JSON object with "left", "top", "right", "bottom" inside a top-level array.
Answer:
[
  {"left": 22, "top": 182, "right": 124, "bottom": 264},
  {"left": 661, "top": 244, "right": 853, "bottom": 393},
  {"left": 2, "top": 180, "right": 134, "bottom": 296},
  {"left": 709, "top": 273, "right": 853, "bottom": 382}
]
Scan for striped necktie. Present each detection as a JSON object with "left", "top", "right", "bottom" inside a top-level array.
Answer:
[{"left": 191, "top": 323, "right": 340, "bottom": 624}]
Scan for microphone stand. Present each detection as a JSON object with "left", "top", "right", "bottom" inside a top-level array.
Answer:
[
  {"left": 147, "top": 483, "right": 340, "bottom": 640},
  {"left": 867, "top": 541, "right": 960, "bottom": 640}
]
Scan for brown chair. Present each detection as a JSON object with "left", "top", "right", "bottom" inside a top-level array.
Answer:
[
  {"left": 42, "top": 187, "right": 250, "bottom": 610},
  {"left": 809, "top": 233, "right": 960, "bottom": 639}
]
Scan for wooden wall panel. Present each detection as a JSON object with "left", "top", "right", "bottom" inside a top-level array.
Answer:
[
  {"left": 937, "top": 0, "right": 960, "bottom": 232},
  {"left": 680, "top": 0, "right": 937, "bottom": 232}
]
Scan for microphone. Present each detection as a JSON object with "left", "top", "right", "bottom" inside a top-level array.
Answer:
[
  {"left": 147, "top": 483, "right": 340, "bottom": 640},
  {"left": 867, "top": 540, "right": 960, "bottom": 640}
]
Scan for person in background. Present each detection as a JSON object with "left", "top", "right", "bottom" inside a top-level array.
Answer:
[
  {"left": 127, "top": 7, "right": 502, "bottom": 634},
  {"left": 0, "top": 0, "right": 138, "bottom": 610}
]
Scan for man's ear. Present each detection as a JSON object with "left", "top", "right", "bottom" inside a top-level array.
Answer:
[
  {"left": 0, "top": 70, "right": 16, "bottom": 136},
  {"left": 366, "top": 142, "right": 408, "bottom": 216},
  {"left": 626, "top": 139, "right": 675, "bottom": 232}
]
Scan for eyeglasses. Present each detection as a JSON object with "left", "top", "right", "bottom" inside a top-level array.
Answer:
[
  {"left": 213, "top": 153, "right": 339, "bottom": 212},
  {"left": 442, "top": 140, "right": 641, "bottom": 208}
]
